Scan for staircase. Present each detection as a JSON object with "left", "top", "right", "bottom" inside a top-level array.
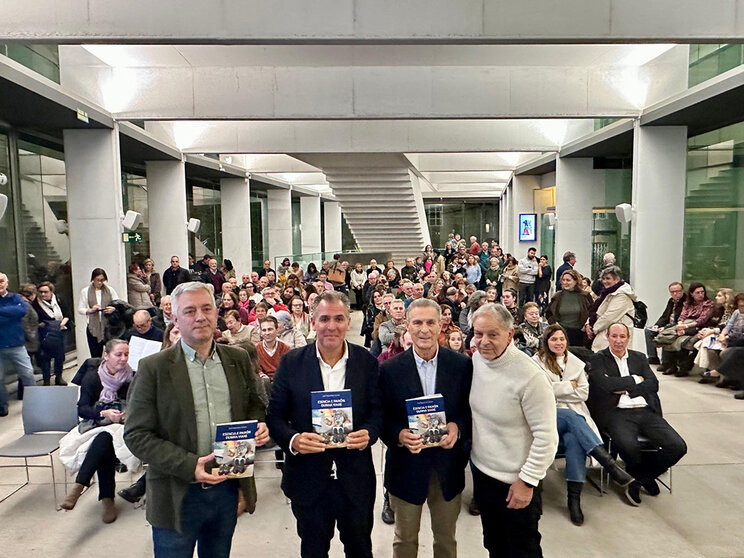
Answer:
[
  {"left": 293, "top": 154, "right": 430, "bottom": 263},
  {"left": 20, "top": 205, "right": 63, "bottom": 280}
]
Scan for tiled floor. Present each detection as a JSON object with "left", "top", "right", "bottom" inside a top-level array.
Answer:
[{"left": 1, "top": 311, "right": 743, "bottom": 557}]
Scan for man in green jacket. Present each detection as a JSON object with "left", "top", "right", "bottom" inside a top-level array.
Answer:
[{"left": 125, "top": 281, "right": 269, "bottom": 558}]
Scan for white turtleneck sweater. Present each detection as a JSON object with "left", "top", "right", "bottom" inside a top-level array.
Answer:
[{"left": 470, "top": 344, "right": 558, "bottom": 487}]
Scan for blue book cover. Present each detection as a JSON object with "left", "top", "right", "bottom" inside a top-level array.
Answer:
[
  {"left": 311, "top": 389, "right": 353, "bottom": 448},
  {"left": 213, "top": 420, "right": 258, "bottom": 478},
  {"left": 406, "top": 394, "right": 447, "bottom": 448}
]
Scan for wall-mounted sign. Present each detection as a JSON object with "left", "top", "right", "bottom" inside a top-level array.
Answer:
[{"left": 518, "top": 213, "right": 537, "bottom": 242}]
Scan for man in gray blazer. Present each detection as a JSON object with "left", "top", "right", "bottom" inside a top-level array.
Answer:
[{"left": 125, "top": 282, "right": 269, "bottom": 558}]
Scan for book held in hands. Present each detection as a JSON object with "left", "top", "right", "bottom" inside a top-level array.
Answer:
[
  {"left": 406, "top": 394, "right": 447, "bottom": 448},
  {"left": 214, "top": 420, "right": 258, "bottom": 478},
  {"left": 311, "top": 389, "right": 353, "bottom": 448}
]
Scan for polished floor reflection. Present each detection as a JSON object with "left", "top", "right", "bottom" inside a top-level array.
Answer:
[{"left": 1, "top": 311, "right": 743, "bottom": 558}]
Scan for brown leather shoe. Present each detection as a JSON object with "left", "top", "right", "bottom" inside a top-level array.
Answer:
[
  {"left": 60, "top": 483, "right": 85, "bottom": 510},
  {"left": 101, "top": 498, "right": 118, "bottom": 523}
]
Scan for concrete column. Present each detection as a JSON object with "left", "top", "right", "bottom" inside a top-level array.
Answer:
[
  {"left": 555, "top": 157, "right": 603, "bottom": 279},
  {"left": 630, "top": 124, "right": 687, "bottom": 326},
  {"left": 510, "top": 175, "right": 540, "bottom": 258},
  {"left": 300, "top": 195, "right": 322, "bottom": 255},
  {"left": 221, "top": 178, "right": 252, "bottom": 275},
  {"left": 146, "top": 160, "right": 188, "bottom": 279},
  {"left": 64, "top": 126, "right": 127, "bottom": 357},
  {"left": 324, "top": 201, "right": 342, "bottom": 254},
  {"left": 267, "top": 188, "right": 292, "bottom": 264}
]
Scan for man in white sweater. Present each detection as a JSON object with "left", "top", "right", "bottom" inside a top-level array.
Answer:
[{"left": 470, "top": 303, "right": 558, "bottom": 558}]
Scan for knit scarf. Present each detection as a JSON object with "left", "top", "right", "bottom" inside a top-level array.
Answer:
[
  {"left": 38, "top": 295, "right": 63, "bottom": 320},
  {"left": 589, "top": 280, "right": 625, "bottom": 327},
  {"left": 87, "top": 284, "right": 113, "bottom": 342},
  {"left": 97, "top": 360, "right": 133, "bottom": 403}
]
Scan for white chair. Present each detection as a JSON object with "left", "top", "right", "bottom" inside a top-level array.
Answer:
[{"left": 0, "top": 386, "right": 79, "bottom": 509}]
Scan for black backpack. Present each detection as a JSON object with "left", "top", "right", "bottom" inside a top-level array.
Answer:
[{"left": 627, "top": 300, "right": 648, "bottom": 329}]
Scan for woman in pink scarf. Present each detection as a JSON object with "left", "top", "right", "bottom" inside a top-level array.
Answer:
[{"left": 61, "top": 339, "right": 133, "bottom": 524}]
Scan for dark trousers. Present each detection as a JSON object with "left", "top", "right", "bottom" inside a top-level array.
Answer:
[
  {"left": 564, "top": 327, "right": 586, "bottom": 348},
  {"left": 76, "top": 431, "right": 117, "bottom": 500},
  {"left": 605, "top": 408, "right": 687, "bottom": 484},
  {"left": 152, "top": 480, "right": 239, "bottom": 558},
  {"left": 86, "top": 328, "right": 104, "bottom": 358},
  {"left": 472, "top": 465, "right": 543, "bottom": 558},
  {"left": 290, "top": 479, "right": 374, "bottom": 558},
  {"left": 38, "top": 338, "right": 65, "bottom": 381},
  {"left": 518, "top": 283, "right": 535, "bottom": 305}
]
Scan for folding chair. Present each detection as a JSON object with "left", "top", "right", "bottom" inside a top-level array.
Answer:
[
  {"left": 0, "top": 386, "right": 79, "bottom": 509},
  {"left": 602, "top": 433, "right": 673, "bottom": 493}
]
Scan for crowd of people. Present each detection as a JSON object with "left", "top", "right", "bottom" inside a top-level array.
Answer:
[{"left": 2, "top": 231, "right": 742, "bottom": 558}]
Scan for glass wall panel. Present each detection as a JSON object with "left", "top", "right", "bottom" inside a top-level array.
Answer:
[
  {"left": 689, "top": 44, "right": 744, "bottom": 87},
  {"left": 121, "top": 172, "right": 150, "bottom": 266},
  {"left": 16, "top": 139, "right": 75, "bottom": 349},
  {"left": 187, "top": 183, "right": 222, "bottom": 262},
  {"left": 250, "top": 193, "right": 266, "bottom": 270},
  {"left": 291, "top": 198, "right": 301, "bottom": 255},
  {"left": 684, "top": 122, "right": 744, "bottom": 292},
  {"left": 1, "top": 44, "right": 60, "bottom": 83},
  {"left": 0, "top": 132, "right": 19, "bottom": 289},
  {"left": 590, "top": 168, "right": 632, "bottom": 281},
  {"left": 425, "top": 200, "right": 500, "bottom": 250}
]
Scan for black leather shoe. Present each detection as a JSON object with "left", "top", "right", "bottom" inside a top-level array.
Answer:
[
  {"left": 0, "top": 407, "right": 8, "bottom": 417},
  {"left": 625, "top": 481, "right": 642, "bottom": 506},
  {"left": 648, "top": 356, "right": 661, "bottom": 365},
  {"left": 699, "top": 373, "right": 720, "bottom": 384},
  {"left": 674, "top": 369, "right": 690, "bottom": 377},
  {"left": 716, "top": 378, "right": 734, "bottom": 388},
  {"left": 381, "top": 492, "right": 395, "bottom": 525},
  {"left": 55, "top": 376, "right": 68, "bottom": 386},
  {"left": 662, "top": 367, "right": 678, "bottom": 376},
  {"left": 468, "top": 497, "right": 481, "bottom": 516},
  {"left": 641, "top": 479, "right": 660, "bottom": 496},
  {"left": 118, "top": 481, "right": 146, "bottom": 504},
  {"left": 734, "top": 391, "right": 744, "bottom": 400},
  {"left": 657, "top": 362, "right": 673, "bottom": 373}
]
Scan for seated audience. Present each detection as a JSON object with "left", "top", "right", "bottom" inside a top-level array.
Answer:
[
  {"left": 644, "top": 282, "right": 685, "bottom": 368},
  {"left": 121, "top": 309, "right": 164, "bottom": 343},
  {"left": 221, "top": 309, "right": 260, "bottom": 345},
  {"left": 658, "top": 282, "right": 715, "bottom": 376},
  {"left": 255, "top": 316, "right": 292, "bottom": 381},
  {"left": 587, "top": 323, "right": 687, "bottom": 506},
  {"left": 60, "top": 339, "right": 136, "bottom": 523},
  {"left": 289, "top": 295, "right": 311, "bottom": 338},
  {"left": 533, "top": 325, "right": 633, "bottom": 525},
  {"left": 514, "top": 302, "right": 547, "bottom": 356},
  {"left": 699, "top": 293, "right": 744, "bottom": 394},
  {"left": 274, "top": 310, "right": 307, "bottom": 349},
  {"left": 379, "top": 298, "right": 407, "bottom": 349},
  {"left": 696, "top": 288, "right": 735, "bottom": 381}
]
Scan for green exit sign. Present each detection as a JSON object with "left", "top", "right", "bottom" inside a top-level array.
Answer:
[{"left": 122, "top": 232, "right": 143, "bottom": 243}]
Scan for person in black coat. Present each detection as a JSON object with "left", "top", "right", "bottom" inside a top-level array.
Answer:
[
  {"left": 162, "top": 256, "right": 191, "bottom": 295},
  {"left": 267, "top": 291, "right": 382, "bottom": 558},
  {"left": 554, "top": 252, "right": 576, "bottom": 291},
  {"left": 644, "top": 282, "right": 686, "bottom": 367},
  {"left": 61, "top": 339, "right": 134, "bottom": 523},
  {"left": 378, "top": 298, "right": 472, "bottom": 557},
  {"left": 32, "top": 281, "right": 72, "bottom": 386},
  {"left": 587, "top": 323, "right": 687, "bottom": 506}
]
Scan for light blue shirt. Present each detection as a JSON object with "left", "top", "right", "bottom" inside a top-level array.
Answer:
[{"left": 413, "top": 347, "right": 439, "bottom": 396}]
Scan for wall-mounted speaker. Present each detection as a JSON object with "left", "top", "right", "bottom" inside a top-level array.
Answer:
[
  {"left": 122, "top": 210, "right": 143, "bottom": 231},
  {"left": 615, "top": 203, "right": 633, "bottom": 224},
  {"left": 187, "top": 218, "right": 201, "bottom": 233}
]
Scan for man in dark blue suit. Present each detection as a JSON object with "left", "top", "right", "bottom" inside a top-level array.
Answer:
[
  {"left": 267, "top": 291, "right": 383, "bottom": 558},
  {"left": 587, "top": 323, "right": 687, "bottom": 506},
  {"left": 379, "top": 298, "right": 473, "bottom": 558}
]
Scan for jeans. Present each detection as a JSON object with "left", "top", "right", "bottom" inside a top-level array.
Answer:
[
  {"left": 152, "top": 480, "right": 239, "bottom": 558},
  {"left": 0, "top": 345, "right": 36, "bottom": 410},
  {"left": 556, "top": 408, "right": 602, "bottom": 482}
]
